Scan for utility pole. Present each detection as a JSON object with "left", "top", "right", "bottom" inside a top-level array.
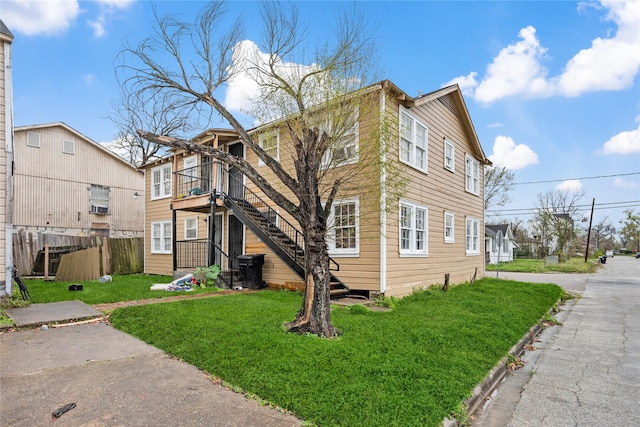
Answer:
[{"left": 584, "top": 198, "right": 595, "bottom": 263}]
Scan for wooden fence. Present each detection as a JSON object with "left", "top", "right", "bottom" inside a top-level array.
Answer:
[{"left": 12, "top": 230, "right": 143, "bottom": 277}]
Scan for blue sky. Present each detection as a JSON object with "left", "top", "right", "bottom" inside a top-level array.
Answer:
[{"left": 3, "top": 0, "right": 639, "bottom": 228}]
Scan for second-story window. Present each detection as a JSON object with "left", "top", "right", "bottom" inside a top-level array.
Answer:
[
  {"left": 183, "top": 155, "right": 197, "bottom": 183},
  {"left": 90, "top": 184, "right": 110, "bottom": 214},
  {"left": 152, "top": 164, "right": 172, "bottom": 199},
  {"left": 444, "top": 139, "right": 455, "bottom": 172},
  {"left": 258, "top": 132, "right": 279, "bottom": 166},
  {"left": 465, "top": 155, "right": 479, "bottom": 195},
  {"left": 399, "top": 107, "right": 428, "bottom": 173}
]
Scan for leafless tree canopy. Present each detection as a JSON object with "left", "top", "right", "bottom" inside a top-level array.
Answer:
[
  {"left": 118, "top": 1, "right": 384, "bottom": 337},
  {"left": 484, "top": 165, "right": 515, "bottom": 211},
  {"left": 532, "top": 189, "right": 585, "bottom": 257}
]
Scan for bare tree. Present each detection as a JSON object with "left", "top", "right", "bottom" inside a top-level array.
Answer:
[
  {"left": 108, "top": 91, "right": 196, "bottom": 166},
  {"left": 119, "top": 1, "right": 391, "bottom": 337},
  {"left": 484, "top": 165, "right": 515, "bottom": 211},
  {"left": 532, "top": 189, "right": 585, "bottom": 259}
]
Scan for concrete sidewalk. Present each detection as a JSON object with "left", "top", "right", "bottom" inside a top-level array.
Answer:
[
  {"left": 0, "top": 301, "right": 302, "bottom": 426},
  {"left": 473, "top": 256, "right": 640, "bottom": 426}
]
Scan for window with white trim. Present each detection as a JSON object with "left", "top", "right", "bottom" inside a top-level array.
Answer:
[
  {"left": 399, "top": 201, "right": 428, "bottom": 255},
  {"left": 466, "top": 217, "right": 480, "bottom": 255},
  {"left": 320, "top": 107, "right": 359, "bottom": 167},
  {"left": 327, "top": 198, "right": 359, "bottom": 256},
  {"left": 258, "top": 132, "right": 279, "bottom": 166},
  {"left": 444, "top": 139, "right": 455, "bottom": 172},
  {"left": 151, "top": 221, "right": 172, "bottom": 254},
  {"left": 185, "top": 217, "right": 198, "bottom": 240},
  {"left": 465, "top": 155, "right": 479, "bottom": 195},
  {"left": 444, "top": 212, "right": 455, "bottom": 243},
  {"left": 183, "top": 155, "right": 197, "bottom": 183},
  {"left": 151, "top": 164, "right": 172, "bottom": 199},
  {"left": 27, "top": 132, "right": 40, "bottom": 148},
  {"left": 90, "top": 184, "right": 110, "bottom": 214},
  {"left": 399, "top": 107, "right": 428, "bottom": 173},
  {"left": 63, "top": 139, "right": 75, "bottom": 155}
]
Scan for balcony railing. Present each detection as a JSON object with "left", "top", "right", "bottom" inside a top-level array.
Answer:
[{"left": 174, "top": 161, "right": 224, "bottom": 199}]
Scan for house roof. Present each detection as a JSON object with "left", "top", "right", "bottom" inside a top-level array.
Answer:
[
  {"left": 485, "top": 223, "right": 511, "bottom": 237},
  {"left": 0, "top": 20, "right": 13, "bottom": 40},
  {"left": 14, "top": 122, "right": 140, "bottom": 172}
]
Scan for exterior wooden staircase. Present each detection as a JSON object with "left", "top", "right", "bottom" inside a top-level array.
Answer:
[{"left": 221, "top": 176, "right": 349, "bottom": 298}]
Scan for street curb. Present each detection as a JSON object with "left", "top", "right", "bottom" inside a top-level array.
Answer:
[{"left": 441, "top": 306, "right": 553, "bottom": 427}]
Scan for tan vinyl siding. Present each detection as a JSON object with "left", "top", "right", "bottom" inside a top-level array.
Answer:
[
  {"left": 13, "top": 124, "right": 144, "bottom": 236},
  {"left": 383, "top": 94, "right": 485, "bottom": 296},
  {"left": 0, "top": 37, "right": 7, "bottom": 288}
]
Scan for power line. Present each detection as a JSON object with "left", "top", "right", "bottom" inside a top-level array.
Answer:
[
  {"left": 486, "top": 200, "right": 640, "bottom": 215},
  {"left": 513, "top": 172, "right": 640, "bottom": 186}
]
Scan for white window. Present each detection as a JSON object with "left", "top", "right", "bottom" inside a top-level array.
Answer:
[
  {"left": 183, "top": 155, "right": 197, "bottom": 183},
  {"left": 185, "top": 217, "right": 198, "bottom": 240},
  {"left": 151, "top": 221, "right": 172, "bottom": 254},
  {"left": 399, "top": 107, "right": 428, "bottom": 173},
  {"left": 444, "top": 139, "right": 455, "bottom": 172},
  {"left": 63, "top": 139, "right": 75, "bottom": 155},
  {"left": 399, "top": 201, "right": 428, "bottom": 256},
  {"left": 444, "top": 212, "right": 455, "bottom": 243},
  {"left": 258, "top": 132, "right": 279, "bottom": 166},
  {"left": 27, "top": 132, "right": 40, "bottom": 148},
  {"left": 151, "top": 164, "right": 172, "bottom": 199},
  {"left": 327, "top": 198, "right": 359, "bottom": 256},
  {"left": 465, "top": 155, "right": 480, "bottom": 195},
  {"left": 89, "top": 184, "right": 110, "bottom": 214},
  {"left": 320, "top": 108, "right": 359, "bottom": 167},
  {"left": 466, "top": 217, "right": 480, "bottom": 255}
]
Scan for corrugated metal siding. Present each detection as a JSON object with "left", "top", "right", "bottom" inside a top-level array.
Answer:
[{"left": 13, "top": 125, "right": 144, "bottom": 235}]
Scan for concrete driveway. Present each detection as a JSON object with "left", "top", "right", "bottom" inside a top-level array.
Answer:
[
  {"left": 473, "top": 256, "right": 640, "bottom": 426},
  {"left": 0, "top": 319, "right": 302, "bottom": 426}
]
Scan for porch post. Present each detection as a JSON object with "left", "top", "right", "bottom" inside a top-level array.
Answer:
[
  {"left": 208, "top": 190, "right": 216, "bottom": 267},
  {"left": 172, "top": 207, "right": 177, "bottom": 272}
]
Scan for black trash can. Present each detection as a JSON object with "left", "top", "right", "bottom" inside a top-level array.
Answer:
[{"left": 237, "top": 254, "right": 266, "bottom": 289}]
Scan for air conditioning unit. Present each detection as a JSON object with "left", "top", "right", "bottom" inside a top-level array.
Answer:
[{"left": 90, "top": 205, "right": 109, "bottom": 214}]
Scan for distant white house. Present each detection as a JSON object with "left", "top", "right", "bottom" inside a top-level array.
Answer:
[{"left": 485, "top": 224, "right": 517, "bottom": 264}]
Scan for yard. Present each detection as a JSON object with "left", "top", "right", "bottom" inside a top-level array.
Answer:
[
  {"left": 485, "top": 257, "right": 600, "bottom": 273},
  {"left": 107, "top": 278, "right": 564, "bottom": 427}
]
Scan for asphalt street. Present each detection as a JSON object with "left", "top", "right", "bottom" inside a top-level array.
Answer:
[{"left": 473, "top": 255, "right": 640, "bottom": 426}]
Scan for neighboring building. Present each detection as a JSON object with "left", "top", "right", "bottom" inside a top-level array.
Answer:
[
  {"left": 485, "top": 224, "right": 518, "bottom": 264},
  {"left": 141, "top": 81, "right": 490, "bottom": 297},
  {"left": 12, "top": 123, "right": 144, "bottom": 241},
  {"left": 0, "top": 20, "right": 13, "bottom": 297}
]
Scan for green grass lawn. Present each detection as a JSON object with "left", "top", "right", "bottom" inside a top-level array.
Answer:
[
  {"left": 110, "top": 278, "right": 562, "bottom": 427},
  {"left": 21, "top": 274, "right": 220, "bottom": 305},
  {"left": 485, "top": 257, "right": 598, "bottom": 273}
]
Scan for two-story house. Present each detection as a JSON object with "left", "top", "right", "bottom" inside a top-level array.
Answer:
[
  {"left": 141, "top": 81, "right": 490, "bottom": 297},
  {"left": 1, "top": 20, "right": 13, "bottom": 297},
  {"left": 12, "top": 123, "right": 145, "bottom": 269}
]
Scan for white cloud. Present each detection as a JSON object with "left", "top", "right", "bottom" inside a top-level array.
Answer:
[
  {"left": 488, "top": 135, "right": 539, "bottom": 170},
  {"left": 613, "top": 177, "right": 640, "bottom": 189},
  {"left": 456, "top": 1, "right": 640, "bottom": 104},
  {"left": 223, "top": 40, "right": 319, "bottom": 120},
  {"left": 1, "top": 0, "right": 80, "bottom": 36},
  {"left": 557, "top": 1, "right": 640, "bottom": 96},
  {"left": 601, "top": 124, "right": 640, "bottom": 154},
  {"left": 442, "top": 72, "right": 477, "bottom": 96},
  {"left": 474, "top": 26, "right": 553, "bottom": 104},
  {"left": 84, "top": 73, "right": 96, "bottom": 85},
  {"left": 556, "top": 180, "right": 583, "bottom": 192},
  {"left": 88, "top": 0, "right": 135, "bottom": 38}
]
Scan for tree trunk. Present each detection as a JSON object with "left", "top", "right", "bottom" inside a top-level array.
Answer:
[{"left": 285, "top": 233, "right": 339, "bottom": 338}]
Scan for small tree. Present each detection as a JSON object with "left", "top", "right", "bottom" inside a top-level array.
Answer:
[
  {"left": 119, "top": 1, "right": 399, "bottom": 337},
  {"left": 619, "top": 209, "right": 640, "bottom": 252},
  {"left": 484, "top": 165, "right": 515, "bottom": 211},
  {"left": 532, "top": 189, "right": 584, "bottom": 259}
]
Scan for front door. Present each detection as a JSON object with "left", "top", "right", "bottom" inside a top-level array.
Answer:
[
  {"left": 228, "top": 143, "right": 244, "bottom": 200},
  {"left": 228, "top": 214, "right": 243, "bottom": 270}
]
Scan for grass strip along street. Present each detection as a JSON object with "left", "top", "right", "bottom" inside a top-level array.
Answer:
[{"left": 110, "top": 278, "right": 563, "bottom": 427}]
